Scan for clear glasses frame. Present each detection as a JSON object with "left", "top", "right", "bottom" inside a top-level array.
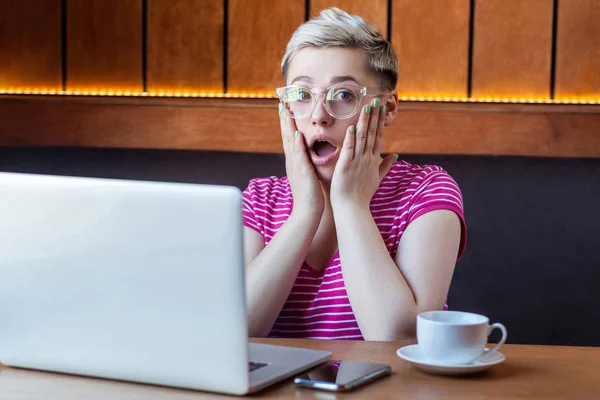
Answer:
[{"left": 275, "top": 83, "right": 386, "bottom": 120}]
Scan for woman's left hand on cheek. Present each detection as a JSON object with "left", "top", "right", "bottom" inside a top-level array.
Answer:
[{"left": 330, "top": 98, "right": 398, "bottom": 210}]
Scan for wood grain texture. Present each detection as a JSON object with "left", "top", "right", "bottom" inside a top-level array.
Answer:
[
  {"left": 147, "top": 0, "right": 224, "bottom": 93},
  {"left": 554, "top": 0, "right": 600, "bottom": 100},
  {"left": 391, "top": 0, "right": 470, "bottom": 98},
  {"left": 472, "top": 0, "right": 554, "bottom": 98},
  {"left": 0, "top": 0, "right": 62, "bottom": 90},
  {"left": 310, "top": 0, "right": 388, "bottom": 37},
  {"left": 2, "top": 339, "right": 600, "bottom": 399},
  {"left": 66, "top": 0, "right": 142, "bottom": 91},
  {"left": 1, "top": 97, "right": 599, "bottom": 158},
  {"left": 228, "top": 0, "right": 305, "bottom": 94}
]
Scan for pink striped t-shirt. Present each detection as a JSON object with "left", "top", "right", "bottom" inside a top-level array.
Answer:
[{"left": 242, "top": 160, "right": 467, "bottom": 340}]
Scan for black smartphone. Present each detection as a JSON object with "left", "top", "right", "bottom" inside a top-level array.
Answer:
[{"left": 294, "top": 360, "right": 391, "bottom": 392}]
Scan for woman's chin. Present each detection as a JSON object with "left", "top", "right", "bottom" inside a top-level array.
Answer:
[{"left": 314, "top": 165, "right": 335, "bottom": 185}]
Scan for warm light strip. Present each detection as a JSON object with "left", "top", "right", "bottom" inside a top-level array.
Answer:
[
  {"left": 398, "top": 96, "right": 600, "bottom": 105},
  {"left": 0, "top": 89, "right": 275, "bottom": 99},
  {"left": 0, "top": 89, "right": 599, "bottom": 104}
]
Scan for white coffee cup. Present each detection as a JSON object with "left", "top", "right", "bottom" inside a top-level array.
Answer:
[{"left": 417, "top": 310, "right": 507, "bottom": 365}]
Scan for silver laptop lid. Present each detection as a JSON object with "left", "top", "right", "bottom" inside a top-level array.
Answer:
[{"left": 0, "top": 172, "right": 250, "bottom": 393}]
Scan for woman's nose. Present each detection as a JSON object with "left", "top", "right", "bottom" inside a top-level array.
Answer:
[{"left": 310, "top": 95, "right": 333, "bottom": 126}]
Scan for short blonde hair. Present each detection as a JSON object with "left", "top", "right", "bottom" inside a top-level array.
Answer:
[{"left": 281, "top": 7, "right": 399, "bottom": 90}]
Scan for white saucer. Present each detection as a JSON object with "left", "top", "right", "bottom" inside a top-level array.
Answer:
[{"left": 396, "top": 344, "right": 506, "bottom": 375}]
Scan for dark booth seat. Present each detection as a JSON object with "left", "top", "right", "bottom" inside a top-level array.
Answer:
[{"left": 1, "top": 147, "right": 599, "bottom": 346}]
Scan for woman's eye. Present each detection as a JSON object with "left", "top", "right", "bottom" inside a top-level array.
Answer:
[
  {"left": 298, "top": 90, "right": 311, "bottom": 101},
  {"left": 334, "top": 90, "right": 354, "bottom": 101}
]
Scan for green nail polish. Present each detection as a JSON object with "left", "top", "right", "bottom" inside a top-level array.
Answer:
[
  {"left": 373, "top": 98, "right": 380, "bottom": 108},
  {"left": 366, "top": 104, "right": 371, "bottom": 114},
  {"left": 349, "top": 125, "right": 355, "bottom": 134},
  {"left": 294, "top": 130, "right": 299, "bottom": 138},
  {"left": 380, "top": 105, "right": 386, "bottom": 114},
  {"left": 278, "top": 103, "right": 283, "bottom": 113}
]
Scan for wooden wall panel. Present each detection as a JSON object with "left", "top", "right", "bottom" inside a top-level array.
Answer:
[
  {"left": 67, "top": 0, "right": 142, "bottom": 91},
  {"left": 391, "top": 0, "right": 470, "bottom": 97},
  {"left": 228, "top": 0, "right": 305, "bottom": 94},
  {"left": 1, "top": 97, "right": 599, "bottom": 158},
  {"left": 0, "top": 0, "right": 62, "bottom": 90},
  {"left": 555, "top": 0, "right": 600, "bottom": 100},
  {"left": 472, "top": 0, "right": 553, "bottom": 98},
  {"left": 147, "top": 0, "right": 223, "bottom": 93},
  {"left": 310, "top": 0, "right": 388, "bottom": 36}
]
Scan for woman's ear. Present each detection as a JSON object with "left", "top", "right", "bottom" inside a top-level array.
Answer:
[{"left": 383, "top": 90, "right": 399, "bottom": 127}]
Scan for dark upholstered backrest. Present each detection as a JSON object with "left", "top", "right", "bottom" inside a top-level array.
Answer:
[{"left": 2, "top": 147, "right": 599, "bottom": 346}]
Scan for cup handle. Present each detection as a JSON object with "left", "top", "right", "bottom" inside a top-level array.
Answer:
[{"left": 485, "top": 322, "right": 507, "bottom": 354}]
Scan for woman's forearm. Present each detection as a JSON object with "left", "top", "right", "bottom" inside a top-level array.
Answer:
[
  {"left": 334, "top": 205, "right": 417, "bottom": 341},
  {"left": 246, "top": 210, "right": 321, "bottom": 337}
]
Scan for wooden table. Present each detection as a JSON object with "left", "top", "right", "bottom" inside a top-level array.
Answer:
[{"left": 1, "top": 338, "right": 599, "bottom": 399}]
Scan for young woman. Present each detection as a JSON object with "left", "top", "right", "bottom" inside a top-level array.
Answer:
[{"left": 242, "top": 8, "right": 466, "bottom": 341}]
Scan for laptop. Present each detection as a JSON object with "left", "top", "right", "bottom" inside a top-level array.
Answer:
[{"left": 0, "top": 172, "right": 331, "bottom": 395}]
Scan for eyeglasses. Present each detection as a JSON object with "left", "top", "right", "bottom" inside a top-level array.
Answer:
[{"left": 276, "top": 83, "right": 385, "bottom": 120}]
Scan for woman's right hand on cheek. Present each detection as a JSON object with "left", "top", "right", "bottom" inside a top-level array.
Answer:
[{"left": 279, "top": 104, "right": 324, "bottom": 219}]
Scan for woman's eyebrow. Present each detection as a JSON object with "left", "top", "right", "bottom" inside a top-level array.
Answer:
[
  {"left": 329, "top": 75, "right": 360, "bottom": 85},
  {"left": 290, "top": 76, "right": 313, "bottom": 84}
]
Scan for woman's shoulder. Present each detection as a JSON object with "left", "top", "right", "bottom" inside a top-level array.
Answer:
[
  {"left": 246, "top": 175, "right": 289, "bottom": 189},
  {"left": 244, "top": 175, "right": 291, "bottom": 200},
  {"left": 379, "top": 159, "right": 461, "bottom": 200},
  {"left": 387, "top": 159, "right": 450, "bottom": 179},
  {"left": 385, "top": 159, "right": 458, "bottom": 188}
]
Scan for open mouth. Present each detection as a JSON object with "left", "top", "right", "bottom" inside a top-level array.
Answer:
[
  {"left": 312, "top": 140, "right": 338, "bottom": 158},
  {"left": 309, "top": 138, "right": 339, "bottom": 166}
]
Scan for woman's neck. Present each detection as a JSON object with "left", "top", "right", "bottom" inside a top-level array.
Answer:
[{"left": 318, "top": 181, "right": 334, "bottom": 216}]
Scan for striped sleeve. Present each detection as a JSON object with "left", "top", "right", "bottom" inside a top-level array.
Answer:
[
  {"left": 241, "top": 179, "right": 264, "bottom": 236},
  {"left": 406, "top": 166, "right": 467, "bottom": 259}
]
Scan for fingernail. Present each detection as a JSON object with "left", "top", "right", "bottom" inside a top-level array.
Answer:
[
  {"left": 380, "top": 105, "right": 386, "bottom": 114},
  {"left": 278, "top": 103, "right": 283, "bottom": 113},
  {"left": 394, "top": 154, "right": 399, "bottom": 162},
  {"left": 294, "top": 130, "right": 299, "bottom": 138},
  {"left": 365, "top": 104, "right": 371, "bottom": 114},
  {"left": 373, "top": 98, "right": 380, "bottom": 108},
  {"left": 349, "top": 125, "right": 355, "bottom": 134}
]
